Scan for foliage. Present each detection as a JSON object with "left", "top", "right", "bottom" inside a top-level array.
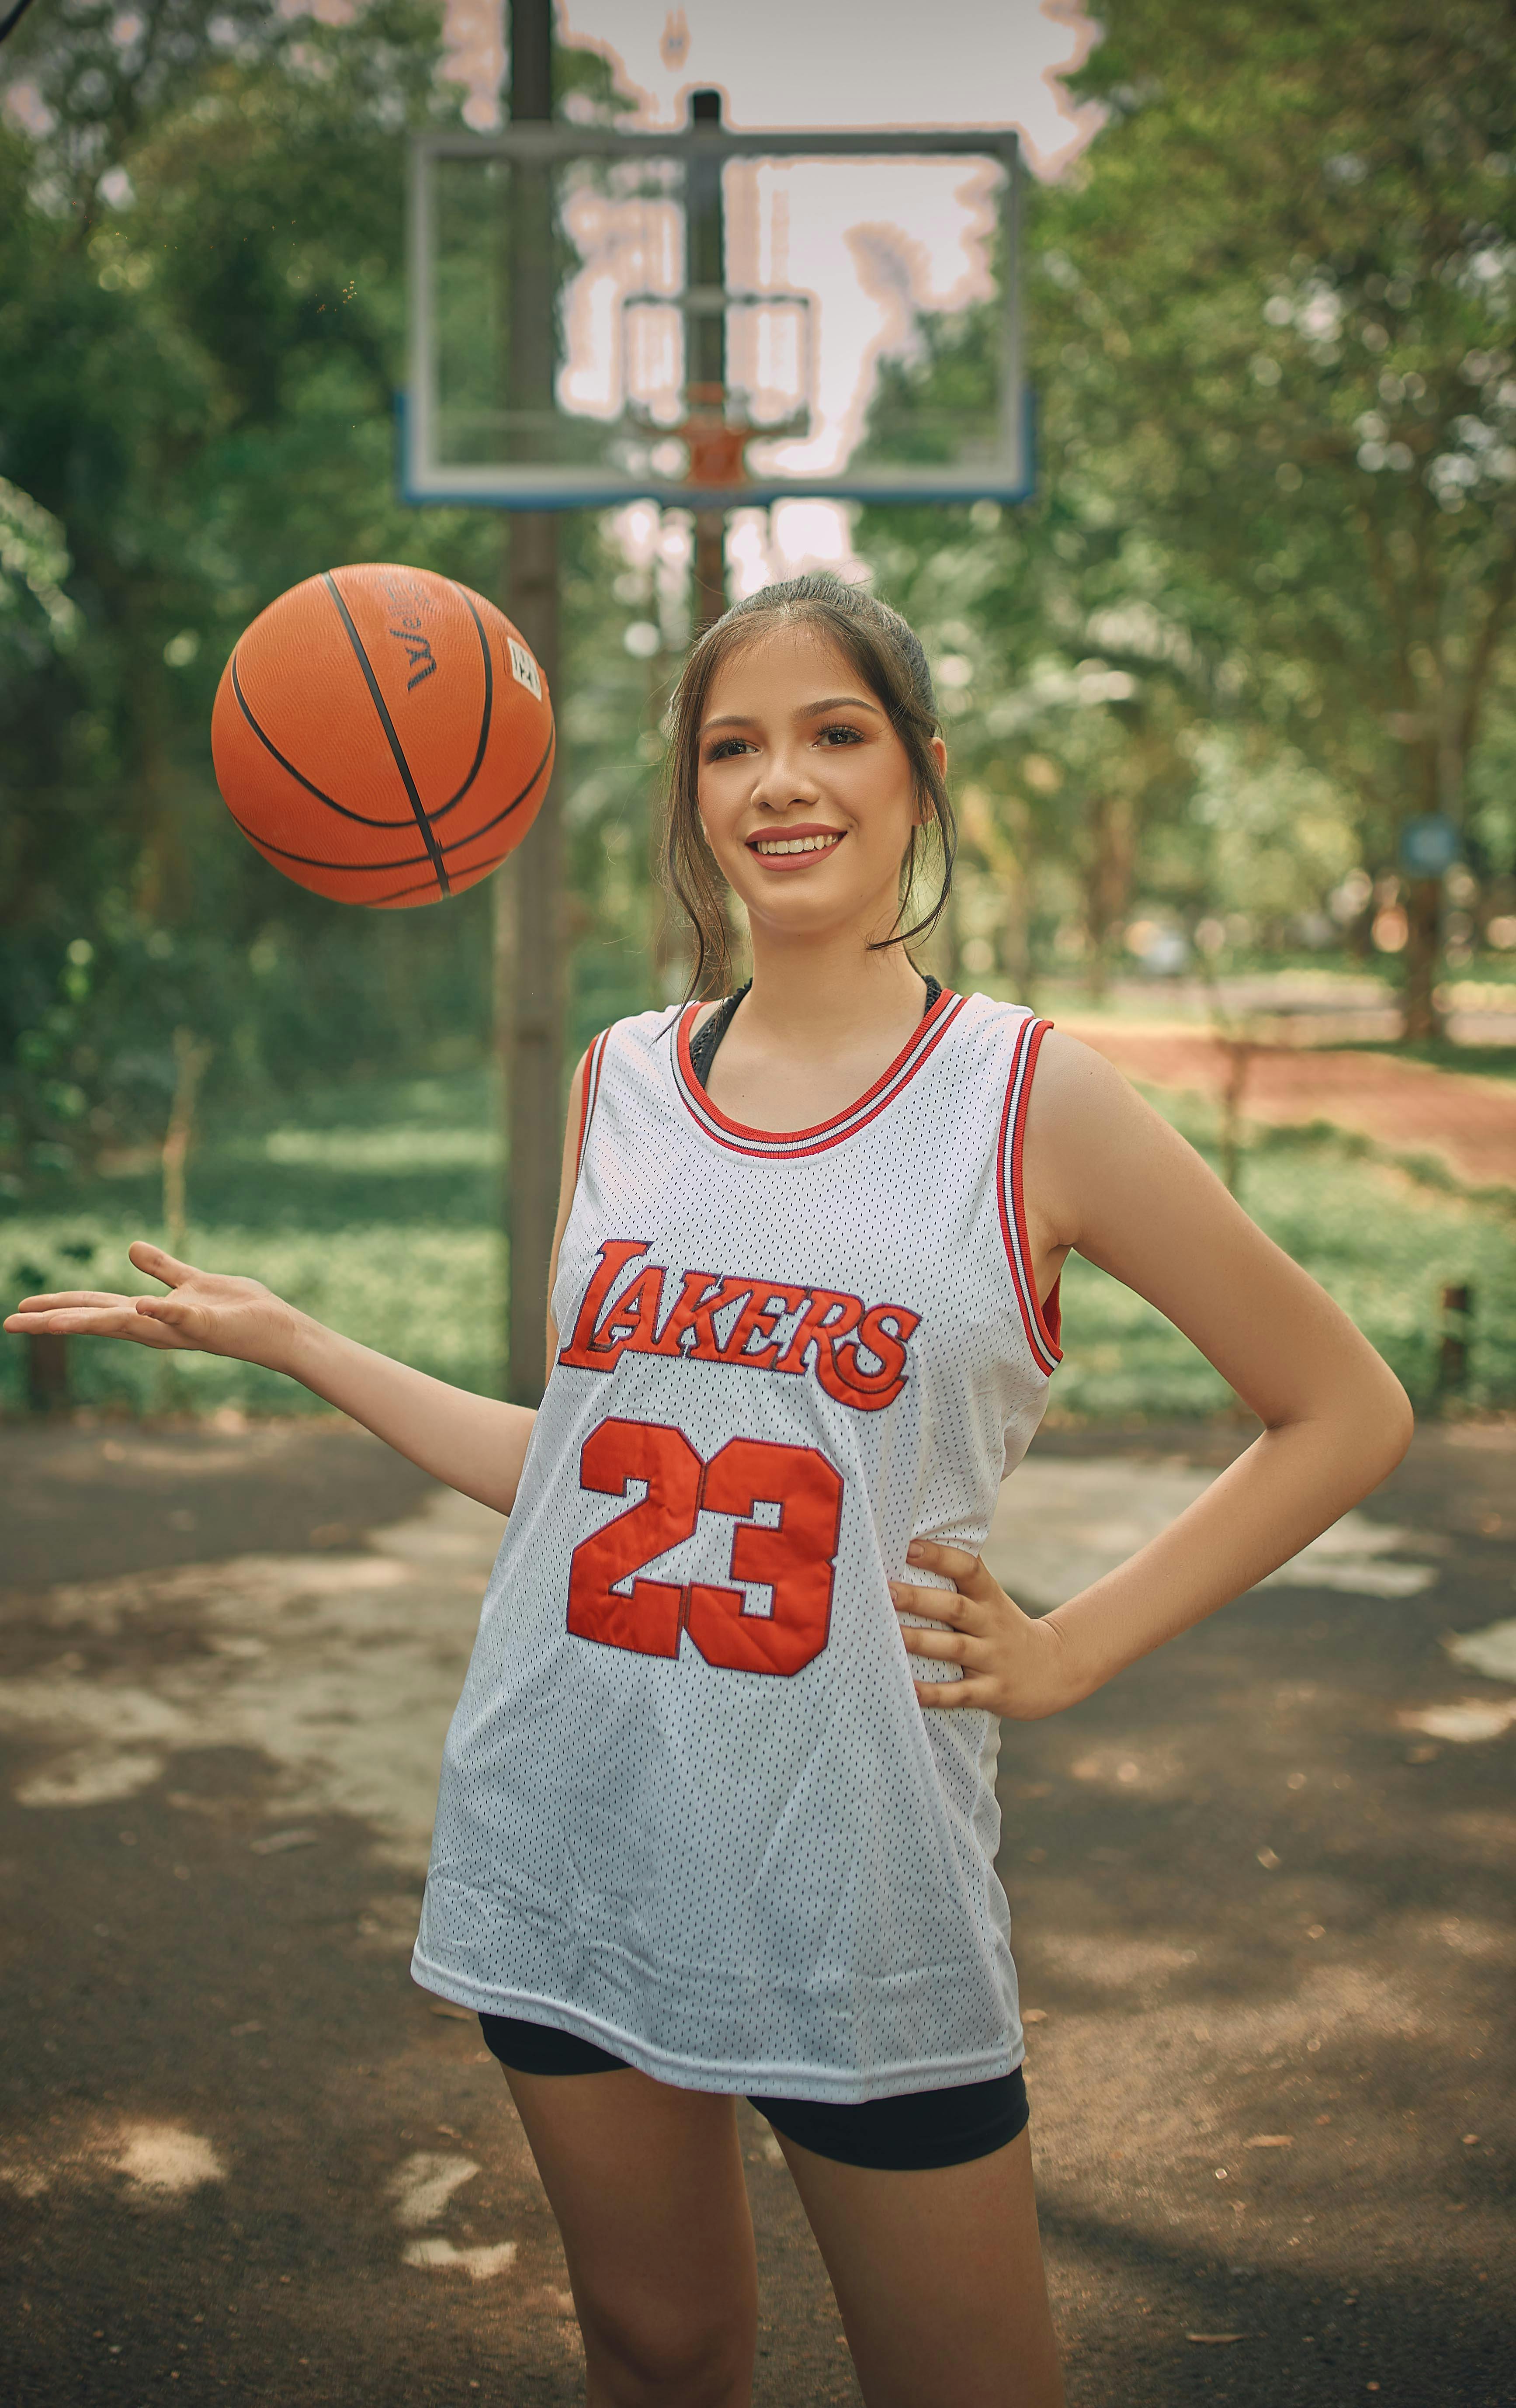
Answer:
[
  {"left": 0, "top": 1073, "right": 507, "bottom": 1414},
  {"left": 1041, "top": 0, "right": 1516, "bottom": 1024},
  {"left": 0, "top": 475, "right": 80, "bottom": 660},
  {"left": 0, "top": 0, "right": 660, "bottom": 1199},
  {"left": 849, "top": 1, "right": 1516, "bottom": 1022}
]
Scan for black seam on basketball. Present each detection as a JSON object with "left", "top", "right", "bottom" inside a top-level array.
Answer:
[
  {"left": 225, "top": 714, "right": 549, "bottom": 882},
  {"left": 225, "top": 729, "right": 547, "bottom": 872},
  {"left": 226, "top": 732, "right": 553, "bottom": 876},
  {"left": 224, "top": 800, "right": 432, "bottom": 875},
  {"left": 426, "top": 582, "right": 494, "bottom": 825},
  {"left": 367, "top": 854, "right": 511, "bottom": 905},
  {"left": 229, "top": 656, "right": 420, "bottom": 830},
  {"left": 437, "top": 725, "right": 555, "bottom": 857},
  {"left": 320, "top": 572, "right": 451, "bottom": 895},
  {"left": 233, "top": 798, "right": 516, "bottom": 902},
  {"left": 366, "top": 872, "right": 451, "bottom": 904}
]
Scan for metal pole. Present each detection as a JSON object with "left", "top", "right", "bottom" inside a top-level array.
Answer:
[
  {"left": 687, "top": 88, "right": 729, "bottom": 634},
  {"left": 693, "top": 514, "right": 726, "bottom": 632},
  {"left": 502, "top": 0, "right": 564, "bottom": 1407},
  {"left": 683, "top": 87, "right": 736, "bottom": 995}
]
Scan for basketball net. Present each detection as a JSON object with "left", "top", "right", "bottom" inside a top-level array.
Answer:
[{"left": 674, "top": 384, "right": 755, "bottom": 492}]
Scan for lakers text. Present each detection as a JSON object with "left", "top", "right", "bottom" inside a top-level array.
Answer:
[{"left": 559, "top": 1240, "right": 920, "bottom": 1413}]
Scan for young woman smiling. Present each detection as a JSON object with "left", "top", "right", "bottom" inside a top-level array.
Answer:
[{"left": 6, "top": 574, "right": 1412, "bottom": 2408}]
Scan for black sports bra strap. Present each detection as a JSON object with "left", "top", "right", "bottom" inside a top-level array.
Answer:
[
  {"left": 687, "top": 982, "right": 749, "bottom": 1089},
  {"left": 687, "top": 976, "right": 942, "bottom": 1094}
]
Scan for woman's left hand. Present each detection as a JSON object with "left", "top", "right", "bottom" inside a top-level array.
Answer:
[{"left": 892, "top": 1540, "right": 1080, "bottom": 1721}]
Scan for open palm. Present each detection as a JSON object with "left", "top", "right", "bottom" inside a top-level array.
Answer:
[{"left": 3, "top": 1242, "right": 296, "bottom": 1365}]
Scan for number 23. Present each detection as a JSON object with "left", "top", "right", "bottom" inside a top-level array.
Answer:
[{"left": 567, "top": 1416, "right": 843, "bottom": 1678}]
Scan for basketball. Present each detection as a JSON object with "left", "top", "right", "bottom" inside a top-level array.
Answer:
[{"left": 210, "top": 564, "right": 555, "bottom": 909}]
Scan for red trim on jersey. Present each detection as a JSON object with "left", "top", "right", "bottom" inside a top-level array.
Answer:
[
  {"left": 996, "top": 1015, "right": 1062, "bottom": 1377},
  {"left": 576, "top": 1028, "right": 611, "bottom": 1173},
  {"left": 671, "top": 988, "right": 965, "bottom": 1159}
]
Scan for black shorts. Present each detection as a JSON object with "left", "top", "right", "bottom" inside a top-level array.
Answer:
[{"left": 477, "top": 2012, "right": 1027, "bottom": 2173}]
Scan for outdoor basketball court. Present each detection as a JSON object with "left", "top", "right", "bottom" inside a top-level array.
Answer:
[{"left": 0, "top": 1415, "right": 1511, "bottom": 2406}]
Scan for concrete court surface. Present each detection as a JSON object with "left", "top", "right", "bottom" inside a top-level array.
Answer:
[{"left": 0, "top": 1412, "right": 1512, "bottom": 2407}]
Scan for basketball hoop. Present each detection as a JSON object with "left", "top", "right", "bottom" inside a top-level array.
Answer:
[
  {"left": 619, "top": 285, "right": 813, "bottom": 483},
  {"left": 674, "top": 401, "right": 756, "bottom": 493},
  {"left": 405, "top": 112, "right": 1029, "bottom": 512}
]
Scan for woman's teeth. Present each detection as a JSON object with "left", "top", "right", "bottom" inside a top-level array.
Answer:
[{"left": 753, "top": 833, "right": 840, "bottom": 856}]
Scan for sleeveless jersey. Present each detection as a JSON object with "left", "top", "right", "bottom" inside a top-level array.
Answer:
[{"left": 413, "top": 990, "right": 1062, "bottom": 2103}]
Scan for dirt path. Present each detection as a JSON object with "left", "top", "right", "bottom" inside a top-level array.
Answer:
[
  {"left": 1, "top": 1417, "right": 1512, "bottom": 2406},
  {"left": 1062, "top": 1022, "right": 1516, "bottom": 1193}
]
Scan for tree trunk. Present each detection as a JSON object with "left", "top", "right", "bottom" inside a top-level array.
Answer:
[
  {"left": 162, "top": 1027, "right": 212, "bottom": 1258},
  {"left": 1401, "top": 876, "right": 1443, "bottom": 1042},
  {"left": 1082, "top": 792, "right": 1134, "bottom": 1000},
  {"left": 1217, "top": 1037, "right": 1256, "bottom": 1198},
  {"left": 999, "top": 799, "right": 1036, "bottom": 1008},
  {"left": 1001, "top": 870, "right": 1035, "bottom": 1007}
]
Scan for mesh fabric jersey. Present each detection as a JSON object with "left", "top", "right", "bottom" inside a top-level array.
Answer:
[{"left": 413, "top": 992, "right": 1062, "bottom": 2103}]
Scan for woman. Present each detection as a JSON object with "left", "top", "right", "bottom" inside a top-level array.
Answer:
[{"left": 7, "top": 573, "right": 1412, "bottom": 2408}]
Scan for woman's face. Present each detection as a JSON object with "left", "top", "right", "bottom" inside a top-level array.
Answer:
[{"left": 695, "top": 624, "right": 944, "bottom": 953}]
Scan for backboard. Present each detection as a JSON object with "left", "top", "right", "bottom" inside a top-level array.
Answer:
[{"left": 403, "top": 119, "right": 1029, "bottom": 510}]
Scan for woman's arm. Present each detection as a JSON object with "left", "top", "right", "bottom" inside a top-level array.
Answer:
[
  {"left": 3, "top": 1055, "right": 590, "bottom": 1520},
  {"left": 896, "top": 1032, "right": 1414, "bottom": 1717}
]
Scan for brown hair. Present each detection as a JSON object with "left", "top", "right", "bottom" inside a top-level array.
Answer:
[{"left": 659, "top": 572, "right": 956, "bottom": 998}]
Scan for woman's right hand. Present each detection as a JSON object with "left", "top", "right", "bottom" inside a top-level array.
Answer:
[{"left": 3, "top": 1241, "right": 303, "bottom": 1371}]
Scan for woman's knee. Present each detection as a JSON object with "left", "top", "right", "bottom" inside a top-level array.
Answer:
[{"left": 577, "top": 2282, "right": 755, "bottom": 2407}]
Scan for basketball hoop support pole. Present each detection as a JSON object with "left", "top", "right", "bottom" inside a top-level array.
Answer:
[
  {"left": 693, "top": 516, "right": 725, "bottom": 632},
  {"left": 687, "top": 89, "right": 729, "bottom": 634},
  {"left": 500, "top": 0, "right": 565, "bottom": 1407}
]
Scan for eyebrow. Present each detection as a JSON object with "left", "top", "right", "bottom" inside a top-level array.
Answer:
[{"left": 701, "top": 695, "right": 885, "bottom": 732}]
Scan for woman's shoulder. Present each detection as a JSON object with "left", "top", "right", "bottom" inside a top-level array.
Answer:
[
  {"left": 1017, "top": 1024, "right": 1155, "bottom": 1214},
  {"left": 1020, "top": 1023, "right": 1133, "bottom": 1102},
  {"left": 945, "top": 999, "right": 1137, "bottom": 1143}
]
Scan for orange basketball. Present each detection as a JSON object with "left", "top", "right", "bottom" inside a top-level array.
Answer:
[{"left": 211, "top": 564, "right": 555, "bottom": 909}]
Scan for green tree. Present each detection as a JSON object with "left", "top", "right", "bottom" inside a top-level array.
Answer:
[
  {"left": 0, "top": 0, "right": 659, "bottom": 1203},
  {"left": 1042, "top": 0, "right": 1516, "bottom": 1035}
]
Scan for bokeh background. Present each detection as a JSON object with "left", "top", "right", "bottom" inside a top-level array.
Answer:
[{"left": 3, "top": 0, "right": 1515, "bottom": 1426}]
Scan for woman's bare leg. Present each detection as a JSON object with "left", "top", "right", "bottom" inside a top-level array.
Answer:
[
  {"left": 503, "top": 2064, "right": 758, "bottom": 2408},
  {"left": 773, "top": 2124, "right": 1064, "bottom": 2408}
]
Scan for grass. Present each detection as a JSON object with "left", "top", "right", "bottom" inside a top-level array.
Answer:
[
  {"left": 1, "top": 1065, "right": 1512, "bottom": 1421},
  {"left": 1057, "top": 1090, "right": 1516, "bottom": 1418},
  {"left": 0, "top": 1071, "right": 506, "bottom": 1419}
]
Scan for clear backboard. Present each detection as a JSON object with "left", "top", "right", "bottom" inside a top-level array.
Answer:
[{"left": 403, "top": 118, "right": 1029, "bottom": 510}]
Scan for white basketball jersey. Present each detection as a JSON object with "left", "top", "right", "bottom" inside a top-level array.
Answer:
[{"left": 413, "top": 990, "right": 1062, "bottom": 2103}]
